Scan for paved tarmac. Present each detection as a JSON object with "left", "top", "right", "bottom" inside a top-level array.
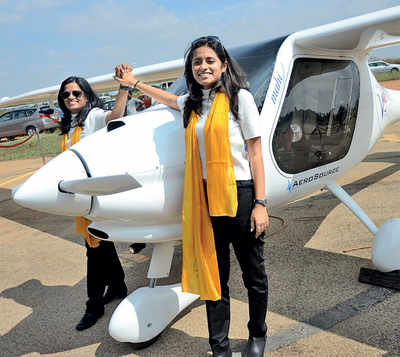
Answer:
[{"left": 1, "top": 121, "right": 400, "bottom": 356}]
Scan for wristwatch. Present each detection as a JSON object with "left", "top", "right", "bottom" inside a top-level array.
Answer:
[
  {"left": 254, "top": 199, "right": 267, "bottom": 207},
  {"left": 120, "top": 85, "right": 133, "bottom": 91}
]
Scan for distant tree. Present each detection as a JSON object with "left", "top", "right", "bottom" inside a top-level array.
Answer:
[{"left": 384, "top": 57, "right": 400, "bottom": 65}]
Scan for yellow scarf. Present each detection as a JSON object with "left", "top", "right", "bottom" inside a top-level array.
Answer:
[
  {"left": 61, "top": 126, "right": 100, "bottom": 248},
  {"left": 182, "top": 92, "right": 238, "bottom": 301}
]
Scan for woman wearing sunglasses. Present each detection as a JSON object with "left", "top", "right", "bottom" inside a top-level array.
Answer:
[
  {"left": 58, "top": 66, "right": 133, "bottom": 331},
  {"left": 115, "top": 37, "right": 269, "bottom": 357}
]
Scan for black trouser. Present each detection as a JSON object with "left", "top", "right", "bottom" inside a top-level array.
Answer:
[
  {"left": 205, "top": 180, "right": 268, "bottom": 354},
  {"left": 85, "top": 240, "right": 125, "bottom": 313}
]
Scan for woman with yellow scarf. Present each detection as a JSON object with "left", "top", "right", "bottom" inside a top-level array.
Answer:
[
  {"left": 115, "top": 37, "right": 269, "bottom": 357},
  {"left": 58, "top": 67, "right": 135, "bottom": 331}
]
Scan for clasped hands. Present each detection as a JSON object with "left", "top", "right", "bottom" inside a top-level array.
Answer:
[{"left": 114, "top": 64, "right": 136, "bottom": 87}]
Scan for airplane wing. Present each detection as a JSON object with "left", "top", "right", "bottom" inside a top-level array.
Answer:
[
  {"left": 0, "top": 58, "right": 184, "bottom": 108},
  {"left": 293, "top": 6, "right": 400, "bottom": 52}
]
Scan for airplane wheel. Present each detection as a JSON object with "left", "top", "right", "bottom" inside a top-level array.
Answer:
[{"left": 131, "top": 332, "right": 163, "bottom": 350}]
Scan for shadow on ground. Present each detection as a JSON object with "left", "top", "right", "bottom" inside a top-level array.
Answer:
[{"left": 1, "top": 151, "right": 399, "bottom": 355}]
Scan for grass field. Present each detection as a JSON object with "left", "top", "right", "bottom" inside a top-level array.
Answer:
[
  {"left": 374, "top": 71, "right": 400, "bottom": 82},
  {"left": 0, "top": 132, "right": 61, "bottom": 161}
]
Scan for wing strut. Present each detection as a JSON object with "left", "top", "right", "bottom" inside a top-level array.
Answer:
[{"left": 325, "top": 181, "right": 378, "bottom": 234}]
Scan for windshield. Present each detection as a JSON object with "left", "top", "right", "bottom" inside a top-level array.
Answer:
[
  {"left": 168, "top": 36, "right": 288, "bottom": 113},
  {"left": 272, "top": 58, "right": 360, "bottom": 174}
]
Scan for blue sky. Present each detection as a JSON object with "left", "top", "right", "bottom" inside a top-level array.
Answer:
[{"left": 0, "top": 0, "right": 399, "bottom": 99}]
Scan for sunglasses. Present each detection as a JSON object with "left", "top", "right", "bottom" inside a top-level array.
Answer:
[
  {"left": 61, "top": 90, "right": 83, "bottom": 99},
  {"left": 191, "top": 35, "right": 221, "bottom": 47}
]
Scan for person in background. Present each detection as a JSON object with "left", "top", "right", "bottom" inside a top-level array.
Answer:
[
  {"left": 125, "top": 88, "right": 138, "bottom": 116},
  {"left": 58, "top": 65, "right": 132, "bottom": 331},
  {"left": 114, "top": 36, "right": 269, "bottom": 357}
]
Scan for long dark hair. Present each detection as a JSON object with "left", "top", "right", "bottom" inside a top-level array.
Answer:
[
  {"left": 182, "top": 36, "right": 248, "bottom": 128},
  {"left": 58, "top": 76, "right": 103, "bottom": 134}
]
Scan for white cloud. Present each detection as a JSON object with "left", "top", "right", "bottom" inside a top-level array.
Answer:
[
  {"left": 1, "top": 0, "right": 400, "bottom": 98},
  {"left": 0, "top": 13, "right": 21, "bottom": 24},
  {"left": 59, "top": 1, "right": 179, "bottom": 33},
  {"left": 0, "top": 0, "right": 72, "bottom": 24},
  {"left": 47, "top": 49, "right": 58, "bottom": 57},
  {"left": 56, "top": 0, "right": 400, "bottom": 55},
  {"left": 14, "top": 0, "right": 72, "bottom": 12},
  {"left": 51, "top": 0, "right": 400, "bottom": 83},
  {"left": 56, "top": 1, "right": 207, "bottom": 65}
]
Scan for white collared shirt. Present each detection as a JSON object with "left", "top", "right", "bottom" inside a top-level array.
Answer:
[
  {"left": 177, "top": 88, "right": 261, "bottom": 180},
  {"left": 66, "top": 108, "right": 108, "bottom": 148}
]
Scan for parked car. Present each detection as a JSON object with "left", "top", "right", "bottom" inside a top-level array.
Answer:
[
  {"left": 368, "top": 60, "right": 400, "bottom": 74},
  {"left": 99, "top": 94, "right": 112, "bottom": 103},
  {"left": 0, "top": 107, "right": 60, "bottom": 141},
  {"left": 102, "top": 99, "right": 116, "bottom": 111},
  {"left": 103, "top": 98, "right": 145, "bottom": 114}
]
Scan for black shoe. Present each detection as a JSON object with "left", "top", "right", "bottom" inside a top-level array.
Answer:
[
  {"left": 245, "top": 336, "right": 266, "bottom": 357},
  {"left": 75, "top": 311, "right": 104, "bottom": 331},
  {"left": 129, "top": 243, "right": 146, "bottom": 254},
  {"left": 213, "top": 347, "right": 232, "bottom": 357},
  {"left": 103, "top": 283, "right": 128, "bottom": 304}
]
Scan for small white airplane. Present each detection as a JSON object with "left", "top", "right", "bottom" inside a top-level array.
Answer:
[{"left": 3, "top": 6, "right": 400, "bottom": 347}]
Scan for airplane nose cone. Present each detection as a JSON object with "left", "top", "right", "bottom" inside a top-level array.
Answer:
[{"left": 12, "top": 150, "right": 92, "bottom": 216}]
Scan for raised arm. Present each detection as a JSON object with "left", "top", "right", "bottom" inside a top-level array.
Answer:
[
  {"left": 114, "top": 64, "right": 179, "bottom": 111},
  {"left": 105, "top": 64, "right": 132, "bottom": 123}
]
